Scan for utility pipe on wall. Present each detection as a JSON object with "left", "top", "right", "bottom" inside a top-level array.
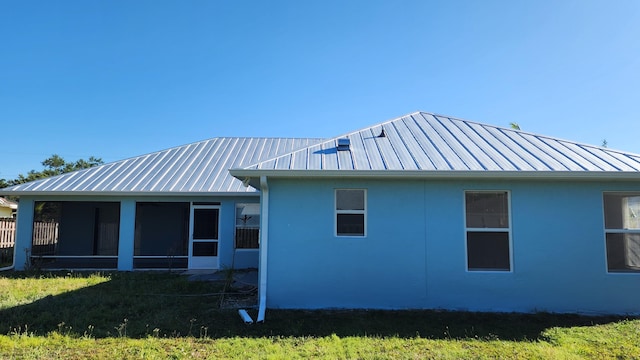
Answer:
[
  {"left": 0, "top": 265, "right": 13, "bottom": 271},
  {"left": 257, "top": 175, "right": 269, "bottom": 323}
]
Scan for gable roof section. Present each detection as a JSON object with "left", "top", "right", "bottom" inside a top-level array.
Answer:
[
  {"left": 0, "top": 137, "right": 322, "bottom": 195},
  {"left": 230, "top": 112, "right": 640, "bottom": 181}
]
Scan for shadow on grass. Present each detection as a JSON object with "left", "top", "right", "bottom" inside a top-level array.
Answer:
[
  {"left": 0, "top": 246, "right": 13, "bottom": 268},
  {"left": 0, "top": 271, "right": 634, "bottom": 341}
]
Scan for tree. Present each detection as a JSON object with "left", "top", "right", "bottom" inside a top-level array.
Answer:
[{"left": 0, "top": 155, "right": 103, "bottom": 188}]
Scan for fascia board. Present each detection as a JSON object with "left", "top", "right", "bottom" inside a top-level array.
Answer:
[
  {"left": 0, "top": 191, "right": 260, "bottom": 197},
  {"left": 229, "top": 169, "right": 640, "bottom": 182}
]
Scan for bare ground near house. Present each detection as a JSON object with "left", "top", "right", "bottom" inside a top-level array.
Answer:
[{"left": 185, "top": 268, "right": 258, "bottom": 309}]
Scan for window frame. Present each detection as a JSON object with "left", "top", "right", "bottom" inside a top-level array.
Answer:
[
  {"left": 464, "top": 190, "right": 513, "bottom": 273},
  {"left": 235, "top": 203, "right": 260, "bottom": 250},
  {"left": 603, "top": 191, "right": 640, "bottom": 274},
  {"left": 335, "top": 188, "right": 367, "bottom": 238}
]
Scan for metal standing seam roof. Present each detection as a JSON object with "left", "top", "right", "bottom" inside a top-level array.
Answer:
[
  {"left": 230, "top": 112, "right": 640, "bottom": 178},
  {"left": 0, "top": 137, "right": 323, "bottom": 195},
  {"left": 4, "top": 111, "right": 640, "bottom": 196}
]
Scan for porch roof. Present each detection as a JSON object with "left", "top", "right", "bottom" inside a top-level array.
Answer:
[{"left": 0, "top": 137, "right": 322, "bottom": 196}]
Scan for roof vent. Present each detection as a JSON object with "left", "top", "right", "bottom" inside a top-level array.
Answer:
[{"left": 337, "top": 138, "right": 351, "bottom": 151}]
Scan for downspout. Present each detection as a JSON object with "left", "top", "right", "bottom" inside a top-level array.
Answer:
[{"left": 257, "top": 175, "right": 269, "bottom": 323}]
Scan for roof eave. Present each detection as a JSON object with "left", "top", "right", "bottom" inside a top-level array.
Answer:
[
  {"left": 229, "top": 169, "right": 640, "bottom": 182},
  {"left": 0, "top": 190, "right": 260, "bottom": 197}
]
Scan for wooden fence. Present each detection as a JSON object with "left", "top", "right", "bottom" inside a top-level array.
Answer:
[
  {"left": 0, "top": 218, "right": 15, "bottom": 249},
  {"left": 0, "top": 219, "right": 16, "bottom": 266},
  {"left": 31, "top": 222, "right": 60, "bottom": 256},
  {"left": 235, "top": 227, "right": 259, "bottom": 249},
  {"left": 0, "top": 219, "right": 61, "bottom": 249}
]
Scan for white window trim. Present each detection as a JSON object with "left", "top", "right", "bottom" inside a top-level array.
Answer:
[
  {"left": 463, "top": 190, "right": 513, "bottom": 273},
  {"left": 603, "top": 191, "right": 640, "bottom": 275},
  {"left": 334, "top": 189, "right": 367, "bottom": 238}
]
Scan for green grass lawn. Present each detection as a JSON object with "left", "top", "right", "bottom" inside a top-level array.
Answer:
[{"left": 0, "top": 271, "right": 638, "bottom": 359}]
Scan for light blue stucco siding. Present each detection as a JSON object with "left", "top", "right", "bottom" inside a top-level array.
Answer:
[
  {"left": 218, "top": 199, "right": 260, "bottom": 269},
  {"left": 118, "top": 200, "right": 136, "bottom": 270},
  {"left": 12, "top": 195, "right": 260, "bottom": 271},
  {"left": 265, "top": 178, "right": 640, "bottom": 314},
  {"left": 13, "top": 199, "right": 34, "bottom": 270},
  {"left": 266, "top": 179, "right": 428, "bottom": 309},
  {"left": 232, "top": 250, "right": 259, "bottom": 269}
]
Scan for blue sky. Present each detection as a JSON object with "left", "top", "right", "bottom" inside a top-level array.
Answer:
[{"left": 2, "top": 1, "right": 639, "bottom": 180}]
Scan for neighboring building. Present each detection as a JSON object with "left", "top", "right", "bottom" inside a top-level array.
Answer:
[
  {"left": 2, "top": 112, "right": 640, "bottom": 315},
  {"left": 0, "top": 197, "right": 17, "bottom": 218}
]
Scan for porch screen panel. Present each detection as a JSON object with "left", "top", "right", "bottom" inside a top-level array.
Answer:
[
  {"left": 31, "top": 201, "right": 120, "bottom": 269},
  {"left": 32, "top": 202, "right": 62, "bottom": 256},
  {"left": 193, "top": 209, "right": 219, "bottom": 240},
  {"left": 134, "top": 202, "right": 189, "bottom": 257}
]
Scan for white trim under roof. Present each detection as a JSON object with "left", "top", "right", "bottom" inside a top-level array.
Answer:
[
  {"left": 230, "top": 169, "right": 640, "bottom": 183},
  {"left": 0, "top": 190, "right": 262, "bottom": 197}
]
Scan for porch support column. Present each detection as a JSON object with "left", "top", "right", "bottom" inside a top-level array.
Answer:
[
  {"left": 117, "top": 199, "right": 135, "bottom": 271},
  {"left": 13, "top": 198, "right": 34, "bottom": 270}
]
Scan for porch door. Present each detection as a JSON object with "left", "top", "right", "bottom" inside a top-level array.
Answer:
[{"left": 188, "top": 205, "right": 220, "bottom": 269}]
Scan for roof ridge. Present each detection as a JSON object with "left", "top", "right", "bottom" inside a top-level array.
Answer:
[{"left": 237, "top": 113, "right": 425, "bottom": 170}]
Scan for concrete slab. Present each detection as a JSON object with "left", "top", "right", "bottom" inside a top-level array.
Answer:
[{"left": 232, "top": 270, "right": 258, "bottom": 288}]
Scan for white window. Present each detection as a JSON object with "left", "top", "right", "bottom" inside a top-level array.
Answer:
[
  {"left": 465, "top": 191, "right": 511, "bottom": 271},
  {"left": 603, "top": 192, "right": 640, "bottom": 273},
  {"left": 335, "top": 189, "right": 366, "bottom": 237},
  {"left": 235, "top": 203, "right": 260, "bottom": 249}
]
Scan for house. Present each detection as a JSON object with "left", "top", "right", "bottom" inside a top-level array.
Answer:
[
  {"left": 1, "top": 137, "right": 321, "bottom": 270},
  {"left": 2, "top": 112, "right": 640, "bottom": 316},
  {"left": 0, "top": 197, "right": 17, "bottom": 218}
]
